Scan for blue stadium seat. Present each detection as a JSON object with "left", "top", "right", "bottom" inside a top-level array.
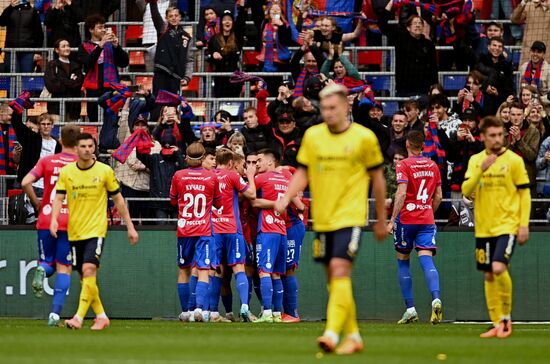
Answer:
[
  {"left": 367, "top": 76, "right": 392, "bottom": 94},
  {"left": 442, "top": 75, "right": 467, "bottom": 91},
  {"left": 382, "top": 101, "right": 399, "bottom": 115},
  {"left": 22, "top": 76, "right": 45, "bottom": 95}
]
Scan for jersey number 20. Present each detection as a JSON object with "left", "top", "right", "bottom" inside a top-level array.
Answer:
[{"left": 182, "top": 193, "right": 207, "bottom": 218}]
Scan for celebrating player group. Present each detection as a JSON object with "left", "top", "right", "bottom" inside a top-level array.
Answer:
[{"left": 25, "top": 84, "right": 530, "bottom": 355}]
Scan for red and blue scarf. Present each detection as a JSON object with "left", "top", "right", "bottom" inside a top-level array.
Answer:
[
  {"left": 294, "top": 65, "right": 318, "bottom": 97},
  {"left": 104, "top": 83, "right": 133, "bottom": 118},
  {"left": 423, "top": 120, "right": 447, "bottom": 172},
  {"left": 82, "top": 41, "right": 119, "bottom": 90},
  {"left": 462, "top": 91, "right": 484, "bottom": 112},
  {"left": 259, "top": 22, "right": 291, "bottom": 72},
  {"left": 523, "top": 61, "right": 543, "bottom": 90},
  {"left": 204, "top": 18, "right": 220, "bottom": 43},
  {"left": 0, "top": 124, "right": 16, "bottom": 175},
  {"left": 112, "top": 128, "right": 152, "bottom": 163}
]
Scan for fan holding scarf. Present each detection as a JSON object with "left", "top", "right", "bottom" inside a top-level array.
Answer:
[
  {"left": 519, "top": 41, "right": 550, "bottom": 111},
  {"left": 77, "top": 14, "right": 130, "bottom": 122}
]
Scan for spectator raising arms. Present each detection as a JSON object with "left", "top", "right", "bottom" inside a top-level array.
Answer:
[
  {"left": 0, "top": 0, "right": 44, "bottom": 72},
  {"left": 44, "top": 0, "right": 83, "bottom": 48},
  {"left": 378, "top": 0, "right": 437, "bottom": 97},
  {"left": 44, "top": 39, "right": 83, "bottom": 121},
  {"left": 78, "top": 14, "right": 129, "bottom": 122},
  {"left": 207, "top": 3, "right": 247, "bottom": 97},
  {"left": 150, "top": 2, "right": 194, "bottom": 95},
  {"left": 257, "top": 2, "right": 292, "bottom": 73}
]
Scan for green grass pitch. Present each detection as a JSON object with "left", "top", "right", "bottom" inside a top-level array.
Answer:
[{"left": 1, "top": 320, "right": 549, "bottom": 363}]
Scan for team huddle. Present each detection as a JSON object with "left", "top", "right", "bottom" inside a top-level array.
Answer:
[{"left": 24, "top": 84, "right": 530, "bottom": 355}]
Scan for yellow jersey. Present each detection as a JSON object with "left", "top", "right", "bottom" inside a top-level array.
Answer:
[
  {"left": 56, "top": 161, "right": 120, "bottom": 241},
  {"left": 297, "top": 122, "right": 384, "bottom": 232},
  {"left": 463, "top": 149, "right": 530, "bottom": 238}
]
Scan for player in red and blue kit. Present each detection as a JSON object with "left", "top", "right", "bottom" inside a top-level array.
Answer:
[
  {"left": 386, "top": 131, "right": 444, "bottom": 325},
  {"left": 170, "top": 143, "right": 221, "bottom": 322},
  {"left": 282, "top": 194, "right": 306, "bottom": 323},
  {"left": 209, "top": 148, "right": 257, "bottom": 322},
  {"left": 251, "top": 149, "right": 290, "bottom": 323},
  {"left": 21, "top": 124, "right": 81, "bottom": 326}
]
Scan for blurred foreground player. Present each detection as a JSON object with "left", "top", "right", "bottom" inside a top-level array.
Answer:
[
  {"left": 22, "top": 125, "right": 80, "bottom": 326},
  {"left": 386, "top": 131, "right": 443, "bottom": 325},
  {"left": 462, "top": 116, "right": 531, "bottom": 338},
  {"left": 275, "top": 84, "right": 387, "bottom": 355},
  {"left": 50, "top": 133, "right": 139, "bottom": 330}
]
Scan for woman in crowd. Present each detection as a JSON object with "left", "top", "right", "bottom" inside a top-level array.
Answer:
[
  {"left": 207, "top": 2, "right": 247, "bottom": 97},
  {"left": 44, "top": 39, "right": 83, "bottom": 121}
]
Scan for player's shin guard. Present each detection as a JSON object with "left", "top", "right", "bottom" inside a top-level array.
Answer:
[
  {"left": 282, "top": 275, "right": 298, "bottom": 317},
  {"left": 76, "top": 277, "right": 98, "bottom": 319},
  {"left": 494, "top": 270, "right": 512, "bottom": 319},
  {"left": 208, "top": 276, "right": 222, "bottom": 312},
  {"left": 247, "top": 275, "right": 253, "bottom": 303},
  {"left": 326, "top": 277, "right": 353, "bottom": 336},
  {"left": 188, "top": 275, "right": 198, "bottom": 311},
  {"left": 40, "top": 263, "right": 55, "bottom": 277},
  {"left": 196, "top": 281, "right": 209, "bottom": 310},
  {"left": 52, "top": 273, "right": 70, "bottom": 315},
  {"left": 235, "top": 272, "right": 249, "bottom": 305},
  {"left": 397, "top": 259, "right": 414, "bottom": 308},
  {"left": 418, "top": 255, "right": 440, "bottom": 300},
  {"left": 260, "top": 277, "right": 273, "bottom": 311},
  {"left": 484, "top": 278, "right": 502, "bottom": 326},
  {"left": 272, "top": 278, "right": 284, "bottom": 313},
  {"left": 178, "top": 283, "right": 190, "bottom": 312}
]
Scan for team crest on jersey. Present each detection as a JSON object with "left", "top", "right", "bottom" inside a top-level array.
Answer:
[
  {"left": 406, "top": 203, "right": 416, "bottom": 211},
  {"left": 499, "top": 164, "right": 509, "bottom": 173},
  {"left": 266, "top": 215, "right": 274, "bottom": 224},
  {"left": 178, "top": 219, "right": 186, "bottom": 228},
  {"left": 92, "top": 176, "right": 100, "bottom": 183},
  {"left": 42, "top": 204, "right": 52, "bottom": 215},
  {"left": 344, "top": 146, "right": 354, "bottom": 155}
]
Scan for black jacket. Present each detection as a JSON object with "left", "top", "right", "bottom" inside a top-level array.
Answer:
[
  {"left": 44, "top": 3, "right": 83, "bottom": 48},
  {"left": 378, "top": 9, "right": 438, "bottom": 96},
  {"left": 11, "top": 113, "right": 61, "bottom": 182},
  {"left": 136, "top": 151, "right": 185, "bottom": 205},
  {"left": 474, "top": 53, "right": 515, "bottom": 115},
  {"left": 77, "top": 40, "right": 130, "bottom": 90},
  {"left": 0, "top": 4, "right": 43, "bottom": 48},
  {"left": 241, "top": 125, "right": 270, "bottom": 153},
  {"left": 206, "top": 6, "right": 246, "bottom": 72},
  {"left": 44, "top": 58, "right": 83, "bottom": 117},
  {"left": 151, "top": 1, "right": 194, "bottom": 83}
]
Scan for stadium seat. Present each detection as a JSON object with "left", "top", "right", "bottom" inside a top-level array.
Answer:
[
  {"left": 382, "top": 101, "right": 399, "bottom": 115},
  {"left": 442, "top": 75, "right": 467, "bottom": 92},
  {"left": 367, "top": 75, "right": 392, "bottom": 96},
  {"left": 0, "top": 76, "right": 9, "bottom": 98},
  {"left": 357, "top": 51, "right": 382, "bottom": 70},
  {"left": 22, "top": 77, "right": 45, "bottom": 96},
  {"left": 125, "top": 25, "right": 143, "bottom": 46},
  {"left": 129, "top": 51, "right": 145, "bottom": 67},
  {"left": 135, "top": 76, "right": 153, "bottom": 91},
  {"left": 182, "top": 76, "right": 199, "bottom": 97}
]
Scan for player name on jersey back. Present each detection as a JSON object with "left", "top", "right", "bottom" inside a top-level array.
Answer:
[
  {"left": 212, "top": 169, "right": 249, "bottom": 234},
  {"left": 396, "top": 156, "right": 441, "bottom": 225},
  {"left": 255, "top": 171, "right": 289, "bottom": 235},
  {"left": 30, "top": 152, "right": 78, "bottom": 231},
  {"left": 170, "top": 168, "right": 219, "bottom": 237}
]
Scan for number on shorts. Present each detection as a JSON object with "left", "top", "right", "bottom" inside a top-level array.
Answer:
[{"left": 181, "top": 193, "right": 207, "bottom": 218}]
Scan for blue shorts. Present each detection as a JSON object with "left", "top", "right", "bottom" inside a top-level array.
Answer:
[
  {"left": 393, "top": 221, "right": 437, "bottom": 255},
  {"left": 213, "top": 233, "right": 246, "bottom": 267},
  {"left": 177, "top": 236, "right": 214, "bottom": 269},
  {"left": 256, "top": 232, "right": 287, "bottom": 275},
  {"left": 286, "top": 222, "right": 305, "bottom": 270},
  {"left": 37, "top": 229, "right": 71, "bottom": 266}
]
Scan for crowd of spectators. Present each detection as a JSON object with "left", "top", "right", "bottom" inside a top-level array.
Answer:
[{"left": 1, "top": 0, "right": 550, "bottom": 224}]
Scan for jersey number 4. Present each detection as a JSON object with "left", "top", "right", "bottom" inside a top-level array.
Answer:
[
  {"left": 182, "top": 193, "right": 207, "bottom": 218},
  {"left": 417, "top": 179, "right": 429, "bottom": 204}
]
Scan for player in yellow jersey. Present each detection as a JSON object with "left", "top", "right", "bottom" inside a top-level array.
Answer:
[
  {"left": 275, "top": 84, "right": 387, "bottom": 355},
  {"left": 50, "top": 133, "right": 139, "bottom": 330},
  {"left": 462, "top": 116, "right": 530, "bottom": 339}
]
